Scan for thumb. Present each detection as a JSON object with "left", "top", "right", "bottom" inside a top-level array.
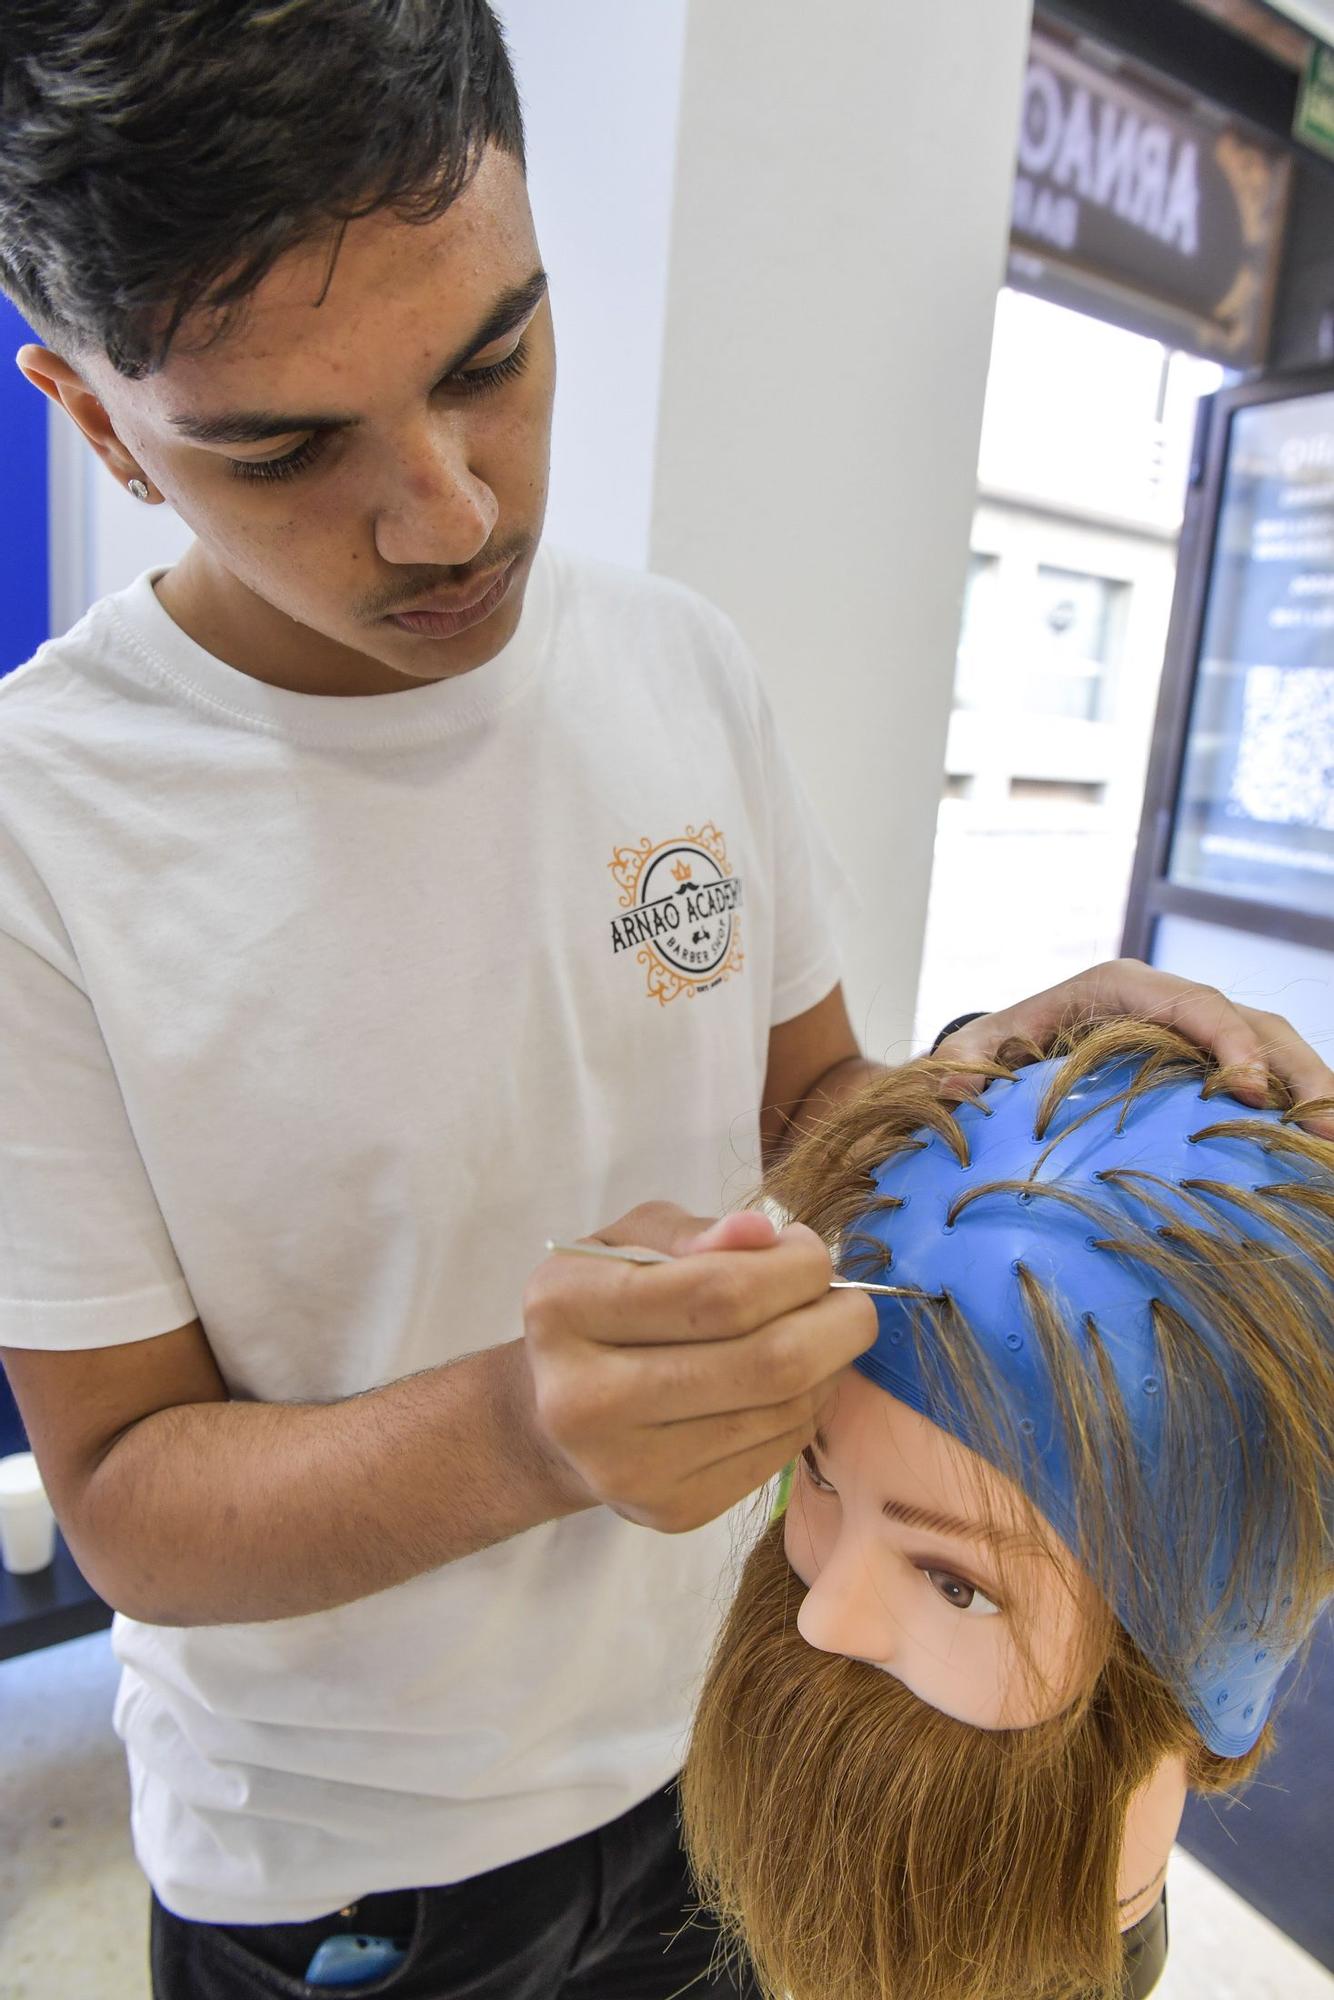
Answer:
[
  {"left": 591, "top": 1202, "right": 781, "bottom": 1260},
  {"left": 676, "top": 1209, "right": 781, "bottom": 1257}
]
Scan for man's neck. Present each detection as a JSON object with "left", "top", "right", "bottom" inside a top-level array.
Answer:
[{"left": 155, "top": 546, "right": 427, "bottom": 697}]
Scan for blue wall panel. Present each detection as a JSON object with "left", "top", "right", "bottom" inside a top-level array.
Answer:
[
  {"left": 0, "top": 299, "right": 45, "bottom": 1436},
  {"left": 0, "top": 294, "right": 50, "bottom": 677}
]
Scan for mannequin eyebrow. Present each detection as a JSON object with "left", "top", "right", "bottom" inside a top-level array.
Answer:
[
  {"left": 167, "top": 267, "right": 549, "bottom": 445},
  {"left": 881, "top": 1497, "right": 992, "bottom": 1540},
  {"left": 809, "top": 1429, "right": 1002, "bottom": 1545}
]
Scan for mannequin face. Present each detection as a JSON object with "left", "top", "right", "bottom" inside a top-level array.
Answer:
[{"left": 784, "top": 1369, "right": 1093, "bottom": 1728}]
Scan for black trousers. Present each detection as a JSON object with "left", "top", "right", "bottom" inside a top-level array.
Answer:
[
  {"left": 149, "top": 1774, "right": 1169, "bottom": 2000},
  {"left": 149, "top": 1777, "right": 760, "bottom": 2000},
  {"left": 1119, "top": 1891, "right": 1169, "bottom": 2000}
]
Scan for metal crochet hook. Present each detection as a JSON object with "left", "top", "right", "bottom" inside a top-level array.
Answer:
[{"left": 545, "top": 1239, "right": 939, "bottom": 1300}]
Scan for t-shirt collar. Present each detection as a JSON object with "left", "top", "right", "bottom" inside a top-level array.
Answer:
[{"left": 107, "top": 545, "right": 554, "bottom": 748}]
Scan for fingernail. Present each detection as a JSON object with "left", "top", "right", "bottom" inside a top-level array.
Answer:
[{"left": 685, "top": 1218, "right": 733, "bottom": 1252}]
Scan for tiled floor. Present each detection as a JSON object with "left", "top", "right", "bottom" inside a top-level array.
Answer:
[
  {"left": 1154, "top": 1852, "right": 1333, "bottom": 2000},
  {"left": 1, "top": 1632, "right": 147, "bottom": 2000},
  {"left": 2, "top": 1631, "right": 1331, "bottom": 2000}
]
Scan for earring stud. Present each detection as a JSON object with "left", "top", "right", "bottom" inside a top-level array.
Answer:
[{"left": 128, "top": 478, "right": 150, "bottom": 501}]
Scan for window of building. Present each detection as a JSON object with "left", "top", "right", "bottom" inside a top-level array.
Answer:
[{"left": 1028, "top": 565, "right": 1125, "bottom": 722}]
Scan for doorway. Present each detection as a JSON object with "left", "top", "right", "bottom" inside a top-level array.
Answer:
[{"left": 914, "top": 287, "right": 1223, "bottom": 1038}]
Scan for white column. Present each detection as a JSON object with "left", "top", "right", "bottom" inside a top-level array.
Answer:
[
  {"left": 651, "top": 0, "right": 1034, "bottom": 1059},
  {"left": 498, "top": 0, "right": 688, "bottom": 568}
]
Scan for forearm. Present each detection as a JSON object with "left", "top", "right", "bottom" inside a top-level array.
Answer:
[
  {"left": 771, "top": 1055, "right": 886, "bottom": 1161},
  {"left": 73, "top": 1339, "right": 588, "bottom": 1626},
  {"left": 771, "top": 1012, "right": 993, "bottom": 1163}
]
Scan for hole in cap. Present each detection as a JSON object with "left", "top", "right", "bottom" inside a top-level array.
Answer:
[
  {"left": 1005, "top": 1332, "right": 1023, "bottom": 1351},
  {"left": 1215, "top": 1689, "right": 1229, "bottom": 1706},
  {"left": 1019, "top": 1417, "right": 1036, "bottom": 1436},
  {"left": 1243, "top": 1704, "right": 1255, "bottom": 1720},
  {"left": 1141, "top": 1375, "right": 1160, "bottom": 1395}
]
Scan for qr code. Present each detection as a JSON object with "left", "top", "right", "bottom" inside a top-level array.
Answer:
[{"left": 1229, "top": 666, "right": 1334, "bottom": 832}]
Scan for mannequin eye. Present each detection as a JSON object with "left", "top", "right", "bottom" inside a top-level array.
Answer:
[
  {"left": 800, "top": 1446, "right": 837, "bottom": 1494},
  {"left": 922, "top": 1567, "right": 1001, "bottom": 1616}
]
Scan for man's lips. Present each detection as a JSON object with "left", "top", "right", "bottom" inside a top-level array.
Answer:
[{"left": 383, "top": 557, "right": 519, "bottom": 639}]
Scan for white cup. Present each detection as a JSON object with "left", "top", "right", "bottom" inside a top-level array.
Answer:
[{"left": 0, "top": 1451, "right": 57, "bottom": 1574}]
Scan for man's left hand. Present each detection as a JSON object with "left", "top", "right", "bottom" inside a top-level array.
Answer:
[{"left": 933, "top": 957, "right": 1334, "bottom": 1139}]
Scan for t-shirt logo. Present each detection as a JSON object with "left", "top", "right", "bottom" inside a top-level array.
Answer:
[{"left": 609, "top": 824, "right": 746, "bottom": 1004}]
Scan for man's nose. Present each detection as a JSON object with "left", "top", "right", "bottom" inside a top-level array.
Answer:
[{"left": 374, "top": 424, "right": 499, "bottom": 569}]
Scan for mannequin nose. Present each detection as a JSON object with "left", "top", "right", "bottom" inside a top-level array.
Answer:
[
  {"left": 795, "top": 1539, "right": 901, "bottom": 1665},
  {"left": 375, "top": 430, "right": 499, "bottom": 569}
]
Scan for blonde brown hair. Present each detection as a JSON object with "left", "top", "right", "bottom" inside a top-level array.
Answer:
[{"left": 681, "top": 1021, "right": 1333, "bottom": 2000}]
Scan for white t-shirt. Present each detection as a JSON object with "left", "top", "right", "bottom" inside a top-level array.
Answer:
[{"left": 0, "top": 545, "right": 847, "bottom": 1922}]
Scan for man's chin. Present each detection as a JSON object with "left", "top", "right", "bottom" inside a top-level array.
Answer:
[
  {"left": 371, "top": 549, "right": 533, "bottom": 682},
  {"left": 160, "top": 537, "right": 537, "bottom": 695},
  {"left": 380, "top": 596, "right": 525, "bottom": 681}
]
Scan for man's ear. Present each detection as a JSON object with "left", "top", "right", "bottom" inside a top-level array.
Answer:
[{"left": 16, "top": 343, "right": 157, "bottom": 498}]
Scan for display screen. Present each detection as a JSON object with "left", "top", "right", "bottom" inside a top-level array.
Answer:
[{"left": 1168, "top": 389, "right": 1334, "bottom": 921}]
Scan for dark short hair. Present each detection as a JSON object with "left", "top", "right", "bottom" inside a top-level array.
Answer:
[{"left": 0, "top": 0, "right": 525, "bottom": 377}]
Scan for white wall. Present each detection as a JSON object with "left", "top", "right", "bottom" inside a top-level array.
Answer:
[
  {"left": 89, "top": 457, "right": 193, "bottom": 605},
  {"left": 497, "top": 0, "right": 688, "bottom": 568},
  {"left": 48, "top": 413, "right": 192, "bottom": 621},
  {"left": 651, "top": 0, "right": 1035, "bottom": 1061}
]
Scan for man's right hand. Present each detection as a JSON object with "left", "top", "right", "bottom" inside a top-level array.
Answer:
[{"left": 520, "top": 1203, "right": 877, "bottom": 1534}]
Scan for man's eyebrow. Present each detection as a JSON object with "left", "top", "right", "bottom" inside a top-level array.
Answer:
[
  {"left": 809, "top": 1428, "right": 1003, "bottom": 1546},
  {"left": 168, "top": 267, "right": 549, "bottom": 445}
]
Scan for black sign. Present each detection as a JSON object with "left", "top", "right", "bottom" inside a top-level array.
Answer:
[{"left": 1011, "top": 29, "right": 1290, "bottom": 365}]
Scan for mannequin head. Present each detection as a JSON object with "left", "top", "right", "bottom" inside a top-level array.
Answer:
[
  {"left": 682, "top": 1022, "right": 1333, "bottom": 2000},
  {"left": 786, "top": 1371, "right": 1098, "bottom": 1730}
]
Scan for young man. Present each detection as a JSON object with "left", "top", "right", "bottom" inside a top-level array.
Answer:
[{"left": 1, "top": 7, "right": 1328, "bottom": 1997}]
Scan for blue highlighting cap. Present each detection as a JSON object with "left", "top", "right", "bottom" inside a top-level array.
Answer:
[{"left": 847, "top": 1055, "right": 1309, "bottom": 1755}]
